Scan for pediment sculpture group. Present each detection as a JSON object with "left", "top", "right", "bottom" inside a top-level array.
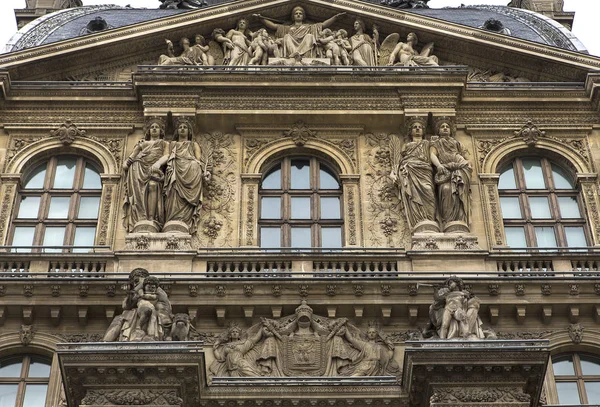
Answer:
[
  {"left": 158, "top": 6, "right": 439, "bottom": 67},
  {"left": 103, "top": 271, "right": 494, "bottom": 377},
  {"left": 122, "top": 117, "right": 210, "bottom": 235},
  {"left": 389, "top": 117, "right": 473, "bottom": 234}
]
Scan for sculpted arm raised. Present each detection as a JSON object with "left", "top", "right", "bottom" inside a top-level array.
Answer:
[
  {"left": 252, "top": 14, "right": 279, "bottom": 31},
  {"left": 322, "top": 12, "right": 346, "bottom": 29}
]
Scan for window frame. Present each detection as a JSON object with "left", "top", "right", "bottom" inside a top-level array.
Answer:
[
  {"left": 258, "top": 156, "right": 344, "bottom": 248},
  {"left": 10, "top": 156, "right": 102, "bottom": 252},
  {"left": 0, "top": 354, "right": 52, "bottom": 407},
  {"left": 552, "top": 353, "right": 600, "bottom": 405},
  {"left": 498, "top": 157, "right": 588, "bottom": 249}
]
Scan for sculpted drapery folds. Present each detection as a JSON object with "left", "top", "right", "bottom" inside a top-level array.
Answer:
[
  {"left": 123, "top": 118, "right": 169, "bottom": 233},
  {"left": 209, "top": 301, "right": 399, "bottom": 379},
  {"left": 426, "top": 276, "right": 494, "bottom": 340},
  {"left": 350, "top": 19, "right": 378, "bottom": 66},
  {"left": 390, "top": 117, "right": 439, "bottom": 233},
  {"left": 164, "top": 117, "right": 210, "bottom": 234},
  {"left": 431, "top": 118, "right": 472, "bottom": 232},
  {"left": 253, "top": 6, "right": 346, "bottom": 58},
  {"left": 103, "top": 269, "right": 173, "bottom": 342},
  {"left": 386, "top": 32, "right": 439, "bottom": 67},
  {"left": 225, "top": 18, "right": 253, "bottom": 66}
]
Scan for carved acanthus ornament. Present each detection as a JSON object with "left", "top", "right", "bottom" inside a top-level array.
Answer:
[
  {"left": 50, "top": 119, "right": 86, "bottom": 145},
  {"left": 430, "top": 387, "right": 531, "bottom": 404},
  {"left": 81, "top": 389, "right": 183, "bottom": 406},
  {"left": 514, "top": 120, "right": 545, "bottom": 146},
  {"left": 284, "top": 121, "right": 316, "bottom": 146}
]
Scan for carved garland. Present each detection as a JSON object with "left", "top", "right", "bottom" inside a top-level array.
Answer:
[
  {"left": 486, "top": 184, "right": 504, "bottom": 246},
  {"left": 0, "top": 185, "right": 14, "bottom": 245},
  {"left": 246, "top": 186, "right": 255, "bottom": 246},
  {"left": 97, "top": 185, "right": 113, "bottom": 246},
  {"left": 347, "top": 188, "right": 357, "bottom": 246}
]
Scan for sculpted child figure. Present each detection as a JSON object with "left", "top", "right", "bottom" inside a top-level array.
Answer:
[
  {"left": 318, "top": 28, "right": 342, "bottom": 65},
  {"left": 335, "top": 29, "right": 352, "bottom": 65},
  {"left": 249, "top": 28, "right": 280, "bottom": 65}
]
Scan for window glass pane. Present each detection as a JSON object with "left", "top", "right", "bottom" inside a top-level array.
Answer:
[
  {"left": 82, "top": 164, "right": 102, "bottom": 189},
  {"left": 321, "top": 197, "right": 341, "bottom": 219},
  {"left": 12, "top": 227, "right": 35, "bottom": 250},
  {"left": 535, "top": 226, "right": 557, "bottom": 248},
  {"left": 53, "top": 157, "right": 77, "bottom": 189},
  {"left": 78, "top": 197, "right": 100, "bottom": 219},
  {"left": 581, "top": 355, "right": 600, "bottom": 375},
  {"left": 262, "top": 166, "right": 281, "bottom": 190},
  {"left": 553, "top": 355, "right": 575, "bottom": 376},
  {"left": 48, "top": 196, "right": 70, "bottom": 219},
  {"left": 498, "top": 166, "right": 517, "bottom": 189},
  {"left": 291, "top": 227, "right": 311, "bottom": 248},
  {"left": 0, "top": 384, "right": 18, "bottom": 407},
  {"left": 565, "top": 227, "right": 586, "bottom": 248},
  {"left": 22, "top": 384, "right": 48, "bottom": 407},
  {"left": 291, "top": 197, "right": 311, "bottom": 219},
  {"left": 552, "top": 164, "right": 574, "bottom": 189},
  {"left": 0, "top": 357, "right": 23, "bottom": 377},
  {"left": 320, "top": 167, "right": 339, "bottom": 189},
  {"left": 556, "top": 382, "right": 581, "bottom": 405},
  {"left": 499, "top": 197, "right": 522, "bottom": 219},
  {"left": 24, "top": 163, "right": 47, "bottom": 189},
  {"left": 522, "top": 158, "right": 545, "bottom": 189},
  {"left": 322, "top": 227, "right": 342, "bottom": 248},
  {"left": 291, "top": 159, "right": 310, "bottom": 190},
  {"left": 260, "top": 197, "right": 281, "bottom": 219},
  {"left": 587, "top": 381, "right": 600, "bottom": 404},
  {"left": 528, "top": 197, "right": 551, "bottom": 219},
  {"left": 17, "top": 196, "right": 40, "bottom": 219},
  {"left": 28, "top": 358, "right": 51, "bottom": 378},
  {"left": 558, "top": 196, "right": 581, "bottom": 218},
  {"left": 260, "top": 227, "right": 280, "bottom": 248},
  {"left": 43, "top": 227, "right": 66, "bottom": 252},
  {"left": 504, "top": 227, "right": 526, "bottom": 248},
  {"left": 73, "top": 227, "right": 96, "bottom": 252}
]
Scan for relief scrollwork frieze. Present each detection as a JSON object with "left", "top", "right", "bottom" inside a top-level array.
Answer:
[
  {"left": 363, "top": 133, "right": 410, "bottom": 248},
  {"left": 480, "top": 175, "right": 504, "bottom": 247},
  {"left": 579, "top": 179, "right": 600, "bottom": 245},
  {"left": 430, "top": 387, "right": 531, "bottom": 404},
  {"left": 194, "top": 132, "right": 237, "bottom": 248}
]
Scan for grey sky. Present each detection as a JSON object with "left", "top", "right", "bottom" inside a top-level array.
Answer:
[{"left": 0, "top": 0, "right": 598, "bottom": 56}]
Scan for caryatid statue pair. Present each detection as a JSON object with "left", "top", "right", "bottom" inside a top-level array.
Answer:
[
  {"left": 390, "top": 117, "right": 472, "bottom": 234},
  {"left": 123, "top": 116, "right": 211, "bottom": 235}
]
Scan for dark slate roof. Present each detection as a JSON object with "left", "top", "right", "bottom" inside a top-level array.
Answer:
[{"left": 4, "top": 1, "right": 587, "bottom": 53}]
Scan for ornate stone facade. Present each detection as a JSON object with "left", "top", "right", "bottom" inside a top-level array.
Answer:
[{"left": 0, "top": 1, "right": 599, "bottom": 406}]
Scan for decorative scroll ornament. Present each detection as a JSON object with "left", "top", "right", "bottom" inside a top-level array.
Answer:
[
  {"left": 284, "top": 121, "right": 316, "bottom": 146},
  {"left": 50, "top": 119, "right": 86, "bottom": 145},
  {"left": 514, "top": 120, "right": 545, "bottom": 146}
]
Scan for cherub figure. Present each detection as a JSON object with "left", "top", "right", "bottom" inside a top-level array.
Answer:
[
  {"left": 211, "top": 28, "right": 235, "bottom": 65},
  {"left": 335, "top": 29, "right": 352, "bottom": 65},
  {"left": 249, "top": 28, "right": 280, "bottom": 65},
  {"left": 318, "top": 28, "right": 341, "bottom": 65},
  {"left": 192, "top": 34, "right": 213, "bottom": 66}
]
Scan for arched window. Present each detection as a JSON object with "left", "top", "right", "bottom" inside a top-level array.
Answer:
[
  {"left": 552, "top": 353, "right": 600, "bottom": 405},
  {"left": 10, "top": 156, "right": 102, "bottom": 252},
  {"left": 259, "top": 157, "right": 343, "bottom": 248},
  {"left": 498, "top": 157, "right": 587, "bottom": 248},
  {"left": 0, "top": 354, "right": 52, "bottom": 407}
]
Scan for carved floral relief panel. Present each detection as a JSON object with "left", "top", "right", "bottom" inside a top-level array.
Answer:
[{"left": 361, "top": 133, "right": 410, "bottom": 248}]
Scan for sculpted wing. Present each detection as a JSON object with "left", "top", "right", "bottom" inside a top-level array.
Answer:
[
  {"left": 208, "top": 40, "right": 225, "bottom": 66},
  {"left": 379, "top": 33, "right": 400, "bottom": 66}
]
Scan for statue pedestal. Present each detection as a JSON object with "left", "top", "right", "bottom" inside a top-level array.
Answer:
[
  {"left": 124, "top": 232, "right": 193, "bottom": 251},
  {"left": 132, "top": 220, "right": 160, "bottom": 233},
  {"left": 57, "top": 341, "right": 205, "bottom": 407},
  {"left": 411, "top": 232, "right": 479, "bottom": 250},
  {"left": 402, "top": 340, "right": 549, "bottom": 407}
]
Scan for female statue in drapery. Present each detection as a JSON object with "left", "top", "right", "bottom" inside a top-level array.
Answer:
[
  {"left": 225, "top": 18, "right": 253, "bottom": 66},
  {"left": 431, "top": 118, "right": 472, "bottom": 233},
  {"left": 350, "top": 19, "right": 378, "bottom": 66},
  {"left": 123, "top": 118, "right": 169, "bottom": 233},
  {"left": 390, "top": 117, "right": 439, "bottom": 233},
  {"left": 339, "top": 323, "right": 399, "bottom": 377},
  {"left": 210, "top": 323, "right": 265, "bottom": 377},
  {"left": 164, "top": 117, "right": 209, "bottom": 234},
  {"left": 253, "top": 6, "right": 346, "bottom": 58}
]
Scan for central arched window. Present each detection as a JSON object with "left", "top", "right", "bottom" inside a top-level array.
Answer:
[
  {"left": 10, "top": 156, "right": 102, "bottom": 252},
  {"left": 552, "top": 353, "right": 600, "bottom": 405},
  {"left": 259, "top": 157, "right": 343, "bottom": 248},
  {"left": 498, "top": 157, "right": 587, "bottom": 249},
  {"left": 0, "top": 354, "right": 52, "bottom": 407}
]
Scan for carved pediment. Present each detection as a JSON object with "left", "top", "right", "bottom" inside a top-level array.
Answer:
[{"left": 0, "top": 0, "right": 599, "bottom": 82}]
